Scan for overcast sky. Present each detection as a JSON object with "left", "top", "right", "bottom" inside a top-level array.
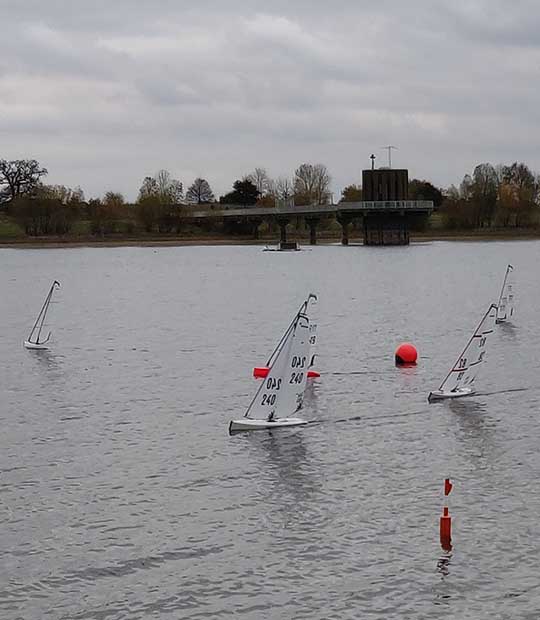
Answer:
[{"left": 1, "top": 0, "right": 539, "bottom": 200}]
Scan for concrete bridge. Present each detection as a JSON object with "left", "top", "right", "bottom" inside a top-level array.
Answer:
[{"left": 185, "top": 200, "right": 434, "bottom": 246}]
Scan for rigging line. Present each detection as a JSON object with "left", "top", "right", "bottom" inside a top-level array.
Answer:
[
  {"left": 497, "top": 264, "right": 513, "bottom": 310},
  {"left": 265, "top": 294, "right": 316, "bottom": 366},
  {"left": 245, "top": 313, "right": 302, "bottom": 418},
  {"left": 438, "top": 303, "right": 497, "bottom": 391}
]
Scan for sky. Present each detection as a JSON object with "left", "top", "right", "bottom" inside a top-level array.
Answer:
[{"left": 1, "top": 0, "right": 539, "bottom": 201}]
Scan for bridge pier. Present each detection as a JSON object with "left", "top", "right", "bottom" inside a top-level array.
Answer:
[
  {"left": 251, "top": 217, "right": 262, "bottom": 240},
  {"left": 276, "top": 217, "right": 290, "bottom": 245},
  {"left": 305, "top": 217, "right": 320, "bottom": 245},
  {"left": 363, "top": 214, "right": 410, "bottom": 245},
  {"left": 337, "top": 213, "right": 353, "bottom": 246}
]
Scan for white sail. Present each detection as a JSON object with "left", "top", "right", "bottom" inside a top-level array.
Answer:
[
  {"left": 265, "top": 293, "right": 317, "bottom": 368},
  {"left": 245, "top": 313, "right": 310, "bottom": 421},
  {"left": 431, "top": 303, "right": 497, "bottom": 398},
  {"left": 276, "top": 314, "right": 311, "bottom": 416},
  {"left": 496, "top": 264, "right": 514, "bottom": 323},
  {"left": 308, "top": 322, "right": 318, "bottom": 368},
  {"left": 24, "top": 280, "right": 60, "bottom": 349}
]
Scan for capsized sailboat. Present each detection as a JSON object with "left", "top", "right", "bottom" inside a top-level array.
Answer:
[
  {"left": 428, "top": 303, "right": 497, "bottom": 402},
  {"left": 253, "top": 293, "right": 320, "bottom": 378},
  {"left": 496, "top": 264, "right": 514, "bottom": 324},
  {"left": 229, "top": 309, "right": 311, "bottom": 432},
  {"left": 24, "top": 280, "right": 61, "bottom": 350}
]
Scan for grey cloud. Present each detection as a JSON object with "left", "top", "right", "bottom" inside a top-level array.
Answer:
[{"left": 0, "top": 0, "right": 539, "bottom": 199}]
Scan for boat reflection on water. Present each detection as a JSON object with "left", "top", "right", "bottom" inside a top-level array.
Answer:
[{"left": 246, "top": 430, "right": 327, "bottom": 532}]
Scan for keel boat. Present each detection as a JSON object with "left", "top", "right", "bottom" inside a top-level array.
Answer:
[
  {"left": 496, "top": 264, "right": 515, "bottom": 324},
  {"left": 230, "top": 307, "right": 311, "bottom": 432},
  {"left": 428, "top": 303, "right": 497, "bottom": 402},
  {"left": 24, "top": 280, "right": 60, "bottom": 350}
]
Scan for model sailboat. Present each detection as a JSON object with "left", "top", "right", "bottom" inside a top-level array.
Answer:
[
  {"left": 428, "top": 303, "right": 498, "bottom": 402},
  {"left": 229, "top": 305, "right": 312, "bottom": 432},
  {"left": 253, "top": 293, "right": 320, "bottom": 378},
  {"left": 24, "top": 280, "right": 61, "bottom": 350},
  {"left": 496, "top": 264, "right": 514, "bottom": 324}
]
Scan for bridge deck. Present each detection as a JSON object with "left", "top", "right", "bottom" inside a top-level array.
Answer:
[{"left": 187, "top": 200, "right": 433, "bottom": 219}]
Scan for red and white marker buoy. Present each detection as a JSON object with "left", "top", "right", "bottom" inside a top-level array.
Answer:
[{"left": 440, "top": 478, "right": 453, "bottom": 551}]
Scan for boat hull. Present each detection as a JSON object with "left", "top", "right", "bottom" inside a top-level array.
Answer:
[
  {"left": 428, "top": 387, "right": 474, "bottom": 402},
  {"left": 229, "top": 417, "right": 308, "bottom": 433},
  {"left": 23, "top": 340, "right": 49, "bottom": 350}
]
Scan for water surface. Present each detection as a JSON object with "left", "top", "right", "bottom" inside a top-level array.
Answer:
[{"left": 1, "top": 241, "right": 539, "bottom": 619}]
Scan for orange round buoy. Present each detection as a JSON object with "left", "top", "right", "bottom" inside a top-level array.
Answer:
[{"left": 395, "top": 342, "right": 418, "bottom": 365}]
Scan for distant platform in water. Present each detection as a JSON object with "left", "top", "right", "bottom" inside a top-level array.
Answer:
[{"left": 263, "top": 241, "right": 300, "bottom": 252}]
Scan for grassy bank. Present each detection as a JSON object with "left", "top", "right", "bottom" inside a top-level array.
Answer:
[{"left": 1, "top": 213, "right": 539, "bottom": 248}]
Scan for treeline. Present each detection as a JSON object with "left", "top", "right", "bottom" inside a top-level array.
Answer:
[
  {"left": 0, "top": 158, "right": 539, "bottom": 238},
  {"left": 440, "top": 162, "right": 539, "bottom": 229}
]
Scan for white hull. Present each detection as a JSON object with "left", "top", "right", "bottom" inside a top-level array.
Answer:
[
  {"left": 229, "top": 417, "right": 308, "bottom": 433},
  {"left": 428, "top": 387, "right": 474, "bottom": 402},
  {"left": 23, "top": 340, "right": 49, "bottom": 350}
]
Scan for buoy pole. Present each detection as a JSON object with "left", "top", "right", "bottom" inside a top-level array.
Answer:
[{"left": 440, "top": 478, "right": 453, "bottom": 551}]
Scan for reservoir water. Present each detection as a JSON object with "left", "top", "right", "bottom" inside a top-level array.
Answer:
[{"left": 1, "top": 241, "right": 540, "bottom": 619}]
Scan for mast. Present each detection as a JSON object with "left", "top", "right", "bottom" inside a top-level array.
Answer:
[
  {"left": 265, "top": 293, "right": 317, "bottom": 367},
  {"left": 244, "top": 312, "right": 301, "bottom": 418},
  {"left": 28, "top": 280, "right": 60, "bottom": 344},
  {"left": 496, "top": 264, "right": 513, "bottom": 320}
]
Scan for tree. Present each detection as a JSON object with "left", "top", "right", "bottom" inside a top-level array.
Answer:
[
  {"left": 247, "top": 168, "right": 270, "bottom": 196},
  {"left": 471, "top": 164, "right": 498, "bottom": 227},
  {"left": 340, "top": 184, "right": 362, "bottom": 202},
  {"left": 186, "top": 178, "right": 215, "bottom": 204},
  {"left": 294, "top": 163, "right": 331, "bottom": 205},
  {"left": 88, "top": 192, "right": 126, "bottom": 236},
  {"left": 136, "top": 170, "right": 184, "bottom": 232},
  {"left": 408, "top": 179, "right": 443, "bottom": 208},
  {"left": 0, "top": 159, "right": 48, "bottom": 204},
  {"left": 270, "top": 177, "right": 295, "bottom": 205},
  {"left": 220, "top": 179, "right": 260, "bottom": 206},
  {"left": 10, "top": 183, "right": 82, "bottom": 236},
  {"left": 155, "top": 169, "right": 183, "bottom": 204},
  {"left": 499, "top": 162, "right": 538, "bottom": 227}
]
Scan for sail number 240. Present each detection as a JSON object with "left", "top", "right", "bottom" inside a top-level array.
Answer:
[{"left": 261, "top": 377, "right": 281, "bottom": 406}]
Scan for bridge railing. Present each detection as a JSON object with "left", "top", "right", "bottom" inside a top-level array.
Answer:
[{"left": 188, "top": 200, "right": 433, "bottom": 218}]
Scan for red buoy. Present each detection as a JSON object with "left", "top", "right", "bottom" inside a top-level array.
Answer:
[
  {"left": 395, "top": 342, "right": 418, "bottom": 365},
  {"left": 307, "top": 370, "right": 320, "bottom": 378}
]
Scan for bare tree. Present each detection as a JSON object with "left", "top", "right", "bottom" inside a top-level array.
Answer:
[
  {"left": 138, "top": 170, "right": 183, "bottom": 204},
  {"left": 136, "top": 170, "right": 184, "bottom": 232},
  {"left": 247, "top": 167, "right": 270, "bottom": 196},
  {"left": 271, "top": 176, "right": 295, "bottom": 205},
  {"left": 294, "top": 163, "right": 331, "bottom": 205},
  {"left": 186, "top": 178, "right": 215, "bottom": 204},
  {"left": 0, "top": 159, "right": 48, "bottom": 204},
  {"left": 155, "top": 169, "right": 183, "bottom": 203}
]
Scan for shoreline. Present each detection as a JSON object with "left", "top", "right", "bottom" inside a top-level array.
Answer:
[{"left": 1, "top": 230, "right": 539, "bottom": 249}]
